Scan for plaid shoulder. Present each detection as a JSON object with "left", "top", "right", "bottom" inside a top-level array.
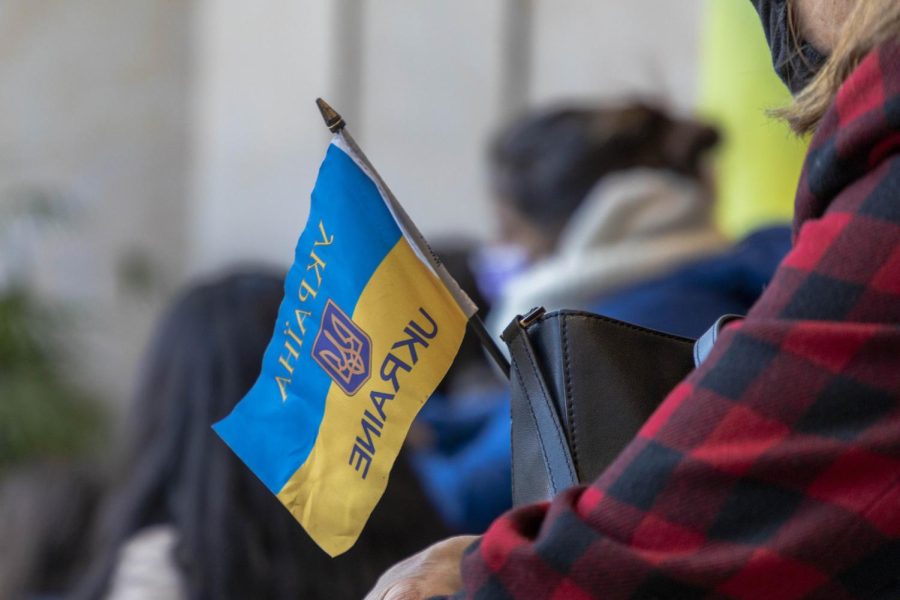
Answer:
[
  {"left": 796, "top": 40, "right": 900, "bottom": 228},
  {"left": 766, "top": 157, "right": 900, "bottom": 326},
  {"left": 447, "top": 42, "right": 900, "bottom": 600}
]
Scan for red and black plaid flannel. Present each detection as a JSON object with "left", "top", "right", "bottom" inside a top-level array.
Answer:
[{"left": 445, "top": 40, "right": 900, "bottom": 599}]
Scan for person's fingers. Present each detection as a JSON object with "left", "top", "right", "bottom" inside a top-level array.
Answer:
[
  {"left": 381, "top": 581, "right": 422, "bottom": 600},
  {"left": 365, "top": 535, "right": 479, "bottom": 600}
]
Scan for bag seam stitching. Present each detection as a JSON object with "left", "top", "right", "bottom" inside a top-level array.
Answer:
[{"left": 561, "top": 317, "right": 580, "bottom": 478}]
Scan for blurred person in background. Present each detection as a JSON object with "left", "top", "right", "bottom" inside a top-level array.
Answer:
[
  {"left": 71, "top": 270, "right": 448, "bottom": 600},
  {"left": 485, "top": 102, "right": 791, "bottom": 339},
  {"left": 412, "top": 102, "right": 791, "bottom": 536},
  {"left": 0, "top": 463, "right": 103, "bottom": 600},
  {"left": 368, "top": 0, "right": 900, "bottom": 597}
]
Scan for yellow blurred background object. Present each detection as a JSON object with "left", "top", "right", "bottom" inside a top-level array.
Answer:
[{"left": 698, "top": 0, "right": 808, "bottom": 238}]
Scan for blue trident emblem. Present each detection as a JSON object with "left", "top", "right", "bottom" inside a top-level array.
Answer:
[{"left": 312, "top": 300, "right": 372, "bottom": 395}]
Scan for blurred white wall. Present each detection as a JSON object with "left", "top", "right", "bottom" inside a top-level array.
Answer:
[
  {"left": 0, "top": 0, "right": 193, "bottom": 403},
  {"left": 355, "top": 0, "right": 507, "bottom": 244},
  {"left": 189, "top": 0, "right": 704, "bottom": 275},
  {"left": 188, "top": 0, "right": 332, "bottom": 273},
  {"left": 531, "top": 1, "right": 703, "bottom": 108}
]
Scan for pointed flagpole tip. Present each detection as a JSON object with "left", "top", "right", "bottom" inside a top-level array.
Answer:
[{"left": 316, "top": 98, "right": 346, "bottom": 133}]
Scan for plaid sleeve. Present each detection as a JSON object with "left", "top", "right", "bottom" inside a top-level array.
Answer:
[{"left": 446, "top": 42, "right": 900, "bottom": 600}]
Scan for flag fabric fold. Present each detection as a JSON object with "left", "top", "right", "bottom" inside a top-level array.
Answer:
[{"left": 214, "top": 132, "right": 473, "bottom": 556}]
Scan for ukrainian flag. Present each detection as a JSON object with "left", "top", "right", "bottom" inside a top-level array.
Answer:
[{"left": 214, "top": 129, "right": 475, "bottom": 556}]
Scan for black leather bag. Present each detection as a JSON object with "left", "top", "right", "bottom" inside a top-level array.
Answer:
[{"left": 501, "top": 307, "right": 735, "bottom": 506}]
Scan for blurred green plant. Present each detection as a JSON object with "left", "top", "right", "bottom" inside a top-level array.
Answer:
[
  {"left": 0, "top": 286, "right": 105, "bottom": 469},
  {"left": 1, "top": 185, "right": 105, "bottom": 470}
]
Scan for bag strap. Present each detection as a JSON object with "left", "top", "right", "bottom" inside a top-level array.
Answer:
[
  {"left": 502, "top": 308, "right": 579, "bottom": 496},
  {"left": 693, "top": 314, "right": 743, "bottom": 367}
]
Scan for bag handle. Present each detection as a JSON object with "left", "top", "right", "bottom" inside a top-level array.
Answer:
[
  {"left": 693, "top": 314, "right": 743, "bottom": 367},
  {"left": 502, "top": 307, "right": 579, "bottom": 496}
]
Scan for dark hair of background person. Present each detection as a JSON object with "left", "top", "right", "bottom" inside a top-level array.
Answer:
[
  {"left": 71, "top": 270, "right": 448, "bottom": 600},
  {"left": 489, "top": 103, "right": 721, "bottom": 241}
]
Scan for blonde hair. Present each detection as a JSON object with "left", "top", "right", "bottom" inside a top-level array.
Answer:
[{"left": 777, "top": 0, "right": 900, "bottom": 135}]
